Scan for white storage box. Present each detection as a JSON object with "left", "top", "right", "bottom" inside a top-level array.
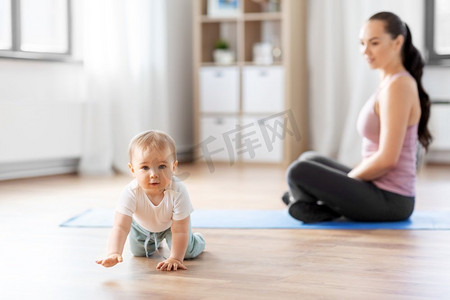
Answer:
[
  {"left": 199, "top": 116, "right": 240, "bottom": 163},
  {"left": 240, "top": 116, "right": 284, "bottom": 163},
  {"left": 200, "top": 67, "right": 239, "bottom": 113},
  {"left": 242, "top": 66, "right": 284, "bottom": 113}
]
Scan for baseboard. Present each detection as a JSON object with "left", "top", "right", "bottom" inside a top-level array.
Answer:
[
  {"left": 0, "top": 158, "right": 80, "bottom": 180},
  {"left": 0, "top": 147, "right": 194, "bottom": 181},
  {"left": 426, "top": 150, "right": 450, "bottom": 164},
  {"left": 177, "top": 145, "right": 194, "bottom": 163}
]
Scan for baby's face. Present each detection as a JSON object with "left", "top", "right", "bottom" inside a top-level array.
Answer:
[{"left": 129, "top": 147, "right": 177, "bottom": 198}]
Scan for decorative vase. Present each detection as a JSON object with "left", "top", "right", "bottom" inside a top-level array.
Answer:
[{"left": 213, "top": 49, "right": 235, "bottom": 65}]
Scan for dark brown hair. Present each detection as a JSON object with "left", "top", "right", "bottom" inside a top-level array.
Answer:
[{"left": 369, "top": 12, "right": 432, "bottom": 150}]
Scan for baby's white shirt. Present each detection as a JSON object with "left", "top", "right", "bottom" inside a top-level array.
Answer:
[{"left": 116, "top": 177, "right": 193, "bottom": 232}]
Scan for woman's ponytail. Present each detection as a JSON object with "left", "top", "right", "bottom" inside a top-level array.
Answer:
[{"left": 402, "top": 24, "right": 432, "bottom": 151}]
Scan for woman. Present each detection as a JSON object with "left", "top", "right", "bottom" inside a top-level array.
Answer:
[{"left": 283, "top": 12, "right": 432, "bottom": 223}]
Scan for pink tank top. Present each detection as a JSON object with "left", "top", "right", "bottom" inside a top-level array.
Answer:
[{"left": 356, "top": 72, "right": 417, "bottom": 197}]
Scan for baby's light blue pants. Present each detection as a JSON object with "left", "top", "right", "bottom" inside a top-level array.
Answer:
[{"left": 129, "top": 219, "right": 205, "bottom": 259}]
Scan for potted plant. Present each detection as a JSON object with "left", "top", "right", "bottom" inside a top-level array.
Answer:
[{"left": 213, "top": 39, "right": 234, "bottom": 64}]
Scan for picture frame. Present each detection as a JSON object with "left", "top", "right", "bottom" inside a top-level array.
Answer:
[{"left": 207, "top": 0, "right": 240, "bottom": 17}]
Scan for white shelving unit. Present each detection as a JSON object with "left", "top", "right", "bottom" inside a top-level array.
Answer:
[{"left": 193, "top": 0, "right": 308, "bottom": 166}]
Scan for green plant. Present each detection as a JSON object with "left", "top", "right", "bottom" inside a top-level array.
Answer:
[{"left": 215, "top": 39, "right": 229, "bottom": 50}]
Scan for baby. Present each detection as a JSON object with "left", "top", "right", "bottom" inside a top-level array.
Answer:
[{"left": 96, "top": 130, "right": 205, "bottom": 271}]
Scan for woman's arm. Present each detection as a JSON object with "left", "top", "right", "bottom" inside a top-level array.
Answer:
[
  {"left": 156, "top": 216, "right": 190, "bottom": 271},
  {"left": 96, "top": 212, "right": 132, "bottom": 267},
  {"left": 349, "top": 77, "right": 416, "bottom": 180}
]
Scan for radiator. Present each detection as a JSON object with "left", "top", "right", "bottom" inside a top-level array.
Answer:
[{"left": 0, "top": 101, "right": 83, "bottom": 180}]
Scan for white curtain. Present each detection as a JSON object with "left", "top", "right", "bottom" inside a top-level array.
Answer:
[
  {"left": 79, "top": 0, "right": 171, "bottom": 175},
  {"left": 307, "top": 0, "right": 424, "bottom": 166}
]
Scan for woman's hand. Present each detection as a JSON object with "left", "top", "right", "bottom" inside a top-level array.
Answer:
[
  {"left": 156, "top": 257, "right": 187, "bottom": 271},
  {"left": 96, "top": 253, "right": 123, "bottom": 268},
  {"left": 347, "top": 170, "right": 358, "bottom": 179}
]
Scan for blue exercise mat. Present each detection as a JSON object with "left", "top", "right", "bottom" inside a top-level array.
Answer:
[{"left": 60, "top": 209, "right": 450, "bottom": 230}]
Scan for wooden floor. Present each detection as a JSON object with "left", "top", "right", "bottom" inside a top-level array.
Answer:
[{"left": 1, "top": 162, "right": 450, "bottom": 299}]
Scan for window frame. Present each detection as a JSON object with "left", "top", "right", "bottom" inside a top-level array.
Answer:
[
  {"left": 0, "top": 0, "right": 73, "bottom": 62},
  {"left": 425, "top": 0, "right": 450, "bottom": 66}
]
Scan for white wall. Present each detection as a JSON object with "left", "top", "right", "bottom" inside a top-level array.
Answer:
[
  {"left": 0, "top": 1, "right": 85, "bottom": 179},
  {"left": 423, "top": 67, "right": 450, "bottom": 162},
  {"left": 421, "top": 1, "right": 450, "bottom": 162},
  {"left": 0, "top": 0, "right": 195, "bottom": 179},
  {"left": 0, "top": 0, "right": 447, "bottom": 180},
  {"left": 0, "top": 60, "right": 85, "bottom": 179},
  {"left": 165, "top": 0, "right": 194, "bottom": 160}
]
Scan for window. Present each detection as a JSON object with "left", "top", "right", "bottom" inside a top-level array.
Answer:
[
  {"left": 425, "top": 0, "right": 450, "bottom": 65},
  {"left": 0, "top": 0, "right": 71, "bottom": 61}
]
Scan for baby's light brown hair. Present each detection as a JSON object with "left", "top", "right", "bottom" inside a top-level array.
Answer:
[{"left": 128, "top": 130, "right": 177, "bottom": 163}]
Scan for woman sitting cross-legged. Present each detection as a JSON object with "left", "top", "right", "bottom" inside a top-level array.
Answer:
[{"left": 283, "top": 11, "right": 432, "bottom": 223}]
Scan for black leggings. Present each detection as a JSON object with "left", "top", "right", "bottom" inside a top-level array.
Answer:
[{"left": 286, "top": 151, "right": 414, "bottom": 222}]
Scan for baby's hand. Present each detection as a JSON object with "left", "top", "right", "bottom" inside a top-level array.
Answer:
[
  {"left": 156, "top": 257, "right": 187, "bottom": 271},
  {"left": 96, "top": 253, "right": 123, "bottom": 268}
]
